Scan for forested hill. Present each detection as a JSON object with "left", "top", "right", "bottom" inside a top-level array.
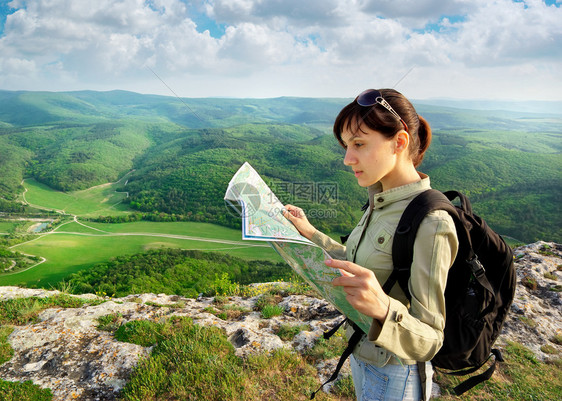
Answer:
[{"left": 0, "top": 90, "right": 560, "bottom": 243}]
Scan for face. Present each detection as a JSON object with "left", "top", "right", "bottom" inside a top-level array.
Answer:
[{"left": 341, "top": 122, "right": 399, "bottom": 189}]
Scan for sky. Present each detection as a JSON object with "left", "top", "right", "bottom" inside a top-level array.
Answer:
[{"left": 0, "top": 0, "right": 561, "bottom": 101}]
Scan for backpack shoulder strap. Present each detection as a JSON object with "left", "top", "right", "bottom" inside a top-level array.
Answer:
[{"left": 384, "top": 189, "right": 459, "bottom": 298}]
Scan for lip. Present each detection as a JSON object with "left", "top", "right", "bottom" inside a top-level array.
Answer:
[{"left": 354, "top": 170, "right": 363, "bottom": 178}]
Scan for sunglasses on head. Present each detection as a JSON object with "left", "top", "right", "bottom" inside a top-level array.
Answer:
[{"left": 356, "top": 89, "right": 409, "bottom": 133}]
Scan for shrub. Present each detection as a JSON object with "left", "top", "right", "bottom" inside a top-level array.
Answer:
[
  {"left": 208, "top": 273, "right": 240, "bottom": 296},
  {"left": 261, "top": 304, "right": 285, "bottom": 319},
  {"left": 0, "top": 326, "right": 14, "bottom": 365},
  {"left": 276, "top": 323, "right": 310, "bottom": 341},
  {"left": 96, "top": 313, "right": 123, "bottom": 332},
  {"left": 254, "top": 293, "right": 282, "bottom": 311},
  {"left": 522, "top": 276, "right": 538, "bottom": 291},
  {"left": 115, "top": 320, "right": 161, "bottom": 347}
]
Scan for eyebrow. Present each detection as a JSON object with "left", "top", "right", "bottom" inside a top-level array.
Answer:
[{"left": 341, "top": 132, "right": 361, "bottom": 147}]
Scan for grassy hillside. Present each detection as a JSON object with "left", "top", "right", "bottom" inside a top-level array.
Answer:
[
  {"left": 0, "top": 90, "right": 560, "bottom": 243},
  {"left": 124, "top": 123, "right": 360, "bottom": 234},
  {"left": 21, "top": 178, "right": 130, "bottom": 216},
  {"left": 424, "top": 129, "right": 561, "bottom": 242}
]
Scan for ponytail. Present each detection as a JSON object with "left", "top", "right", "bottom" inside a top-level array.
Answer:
[{"left": 412, "top": 115, "right": 432, "bottom": 167}]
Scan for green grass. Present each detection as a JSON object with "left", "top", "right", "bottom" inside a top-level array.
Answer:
[
  {"left": 0, "top": 222, "right": 19, "bottom": 234},
  {"left": 0, "top": 220, "right": 281, "bottom": 288},
  {"left": 434, "top": 341, "right": 562, "bottom": 400},
  {"left": 276, "top": 323, "right": 311, "bottom": 341},
  {"left": 0, "top": 380, "right": 53, "bottom": 401},
  {"left": 260, "top": 304, "right": 285, "bottom": 318},
  {"left": 3, "top": 177, "right": 283, "bottom": 289},
  {"left": 21, "top": 178, "right": 131, "bottom": 217},
  {"left": 115, "top": 316, "right": 349, "bottom": 401},
  {"left": 51, "top": 220, "right": 105, "bottom": 234},
  {"left": 1, "top": 231, "right": 280, "bottom": 288},
  {"left": 96, "top": 313, "right": 123, "bottom": 332},
  {"left": 0, "top": 325, "right": 14, "bottom": 364},
  {"left": 0, "top": 294, "right": 100, "bottom": 325},
  {"left": 253, "top": 293, "right": 287, "bottom": 318},
  {"left": 76, "top": 220, "right": 247, "bottom": 239}
]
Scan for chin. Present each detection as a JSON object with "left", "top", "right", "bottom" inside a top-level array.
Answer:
[{"left": 357, "top": 179, "right": 373, "bottom": 188}]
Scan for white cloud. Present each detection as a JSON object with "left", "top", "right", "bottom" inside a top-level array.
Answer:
[
  {"left": 205, "top": 0, "right": 258, "bottom": 24},
  {"left": 209, "top": 0, "right": 345, "bottom": 27},
  {"left": 1, "top": 57, "right": 37, "bottom": 75},
  {"left": 219, "top": 23, "right": 295, "bottom": 65},
  {"left": 1, "top": 0, "right": 220, "bottom": 81},
  {"left": 0, "top": 0, "right": 560, "bottom": 100},
  {"left": 447, "top": 0, "right": 562, "bottom": 65},
  {"left": 360, "top": 0, "right": 481, "bottom": 28}
]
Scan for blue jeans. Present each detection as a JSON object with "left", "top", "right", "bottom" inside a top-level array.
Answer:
[{"left": 350, "top": 355, "right": 432, "bottom": 401}]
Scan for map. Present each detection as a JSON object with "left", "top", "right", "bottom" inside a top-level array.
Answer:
[{"left": 225, "top": 162, "right": 372, "bottom": 333}]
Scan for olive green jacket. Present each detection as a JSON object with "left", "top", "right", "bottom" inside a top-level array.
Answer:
[{"left": 310, "top": 174, "right": 458, "bottom": 366}]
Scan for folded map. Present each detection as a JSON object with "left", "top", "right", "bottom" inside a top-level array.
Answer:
[{"left": 225, "top": 162, "right": 372, "bottom": 333}]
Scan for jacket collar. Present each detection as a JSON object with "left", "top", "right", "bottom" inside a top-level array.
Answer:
[{"left": 367, "top": 172, "right": 430, "bottom": 210}]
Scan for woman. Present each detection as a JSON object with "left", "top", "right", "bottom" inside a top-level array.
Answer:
[{"left": 283, "top": 89, "right": 459, "bottom": 401}]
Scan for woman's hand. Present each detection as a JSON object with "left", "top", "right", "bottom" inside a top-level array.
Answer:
[
  {"left": 283, "top": 204, "right": 316, "bottom": 239},
  {"left": 327, "top": 258, "right": 390, "bottom": 323}
]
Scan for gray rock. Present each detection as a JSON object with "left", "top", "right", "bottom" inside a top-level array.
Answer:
[
  {"left": 0, "top": 241, "right": 560, "bottom": 400},
  {"left": 498, "top": 241, "right": 562, "bottom": 360}
]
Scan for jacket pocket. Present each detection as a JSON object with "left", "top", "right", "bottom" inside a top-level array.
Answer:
[
  {"left": 367, "top": 223, "right": 393, "bottom": 255},
  {"left": 359, "top": 223, "right": 394, "bottom": 274}
]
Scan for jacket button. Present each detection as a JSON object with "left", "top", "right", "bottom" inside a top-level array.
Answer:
[
  {"left": 378, "top": 236, "right": 385, "bottom": 244},
  {"left": 395, "top": 314, "right": 403, "bottom": 322},
  {"left": 377, "top": 197, "right": 384, "bottom": 202}
]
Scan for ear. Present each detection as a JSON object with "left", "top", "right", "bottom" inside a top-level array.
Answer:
[{"left": 394, "top": 131, "right": 410, "bottom": 154}]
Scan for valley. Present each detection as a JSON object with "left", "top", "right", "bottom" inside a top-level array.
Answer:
[
  {"left": 0, "top": 90, "right": 560, "bottom": 291},
  {"left": 1, "top": 175, "right": 281, "bottom": 288}
]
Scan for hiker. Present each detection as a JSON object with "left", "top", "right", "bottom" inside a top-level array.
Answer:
[{"left": 284, "top": 88, "right": 459, "bottom": 401}]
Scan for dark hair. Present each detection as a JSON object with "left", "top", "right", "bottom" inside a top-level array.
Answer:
[{"left": 333, "top": 88, "right": 432, "bottom": 167}]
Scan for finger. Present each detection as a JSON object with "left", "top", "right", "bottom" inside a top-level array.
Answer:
[
  {"left": 332, "top": 275, "right": 362, "bottom": 287},
  {"left": 284, "top": 205, "right": 302, "bottom": 218},
  {"left": 283, "top": 205, "right": 298, "bottom": 218},
  {"left": 325, "top": 259, "right": 365, "bottom": 276}
]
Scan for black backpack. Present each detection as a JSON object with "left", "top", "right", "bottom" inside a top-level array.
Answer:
[{"left": 311, "top": 189, "right": 516, "bottom": 399}]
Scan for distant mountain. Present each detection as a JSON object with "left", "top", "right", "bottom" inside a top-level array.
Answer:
[
  {"left": 0, "top": 89, "right": 347, "bottom": 129},
  {"left": 415, "top": 98, "right": 562, "bottom": 115},
  {"left": 0, "top": 90, "right": 560, "bottom": 243}
]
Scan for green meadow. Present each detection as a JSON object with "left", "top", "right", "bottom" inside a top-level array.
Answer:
[
  {"left": 21, "top": 178, "right": 131, "bottom": 217},
  {"left": 2, "top": 222, "right": 280, "bottom": 288},
  {"left": 0, "top": 222, "right": 18, "bottom": 235},
  {"left": 1, "top": 177, "right": 282, "bottom": 288}
]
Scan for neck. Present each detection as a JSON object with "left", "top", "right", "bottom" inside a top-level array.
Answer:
[{"left": 380, "top": 163, "right": 421, "bottom": 192}]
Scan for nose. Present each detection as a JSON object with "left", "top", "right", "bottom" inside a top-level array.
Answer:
[{"left": 344, "top": 148, "right": 356, "bottom": 166}]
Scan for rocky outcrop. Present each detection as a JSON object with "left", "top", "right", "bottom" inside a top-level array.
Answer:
[
  {"left": 0, "top": 289, "right": 344, "bottom": 400},
  {"left": 499, "top": 241, "right": 562, "bottom": 358},
  {"left": 0, "top": 241, "right": 560, "bottom": 400}
]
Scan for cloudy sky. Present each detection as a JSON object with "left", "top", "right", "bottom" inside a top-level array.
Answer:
[{"left": 0, "top": 0, "right": 561, "bottom": 101}]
